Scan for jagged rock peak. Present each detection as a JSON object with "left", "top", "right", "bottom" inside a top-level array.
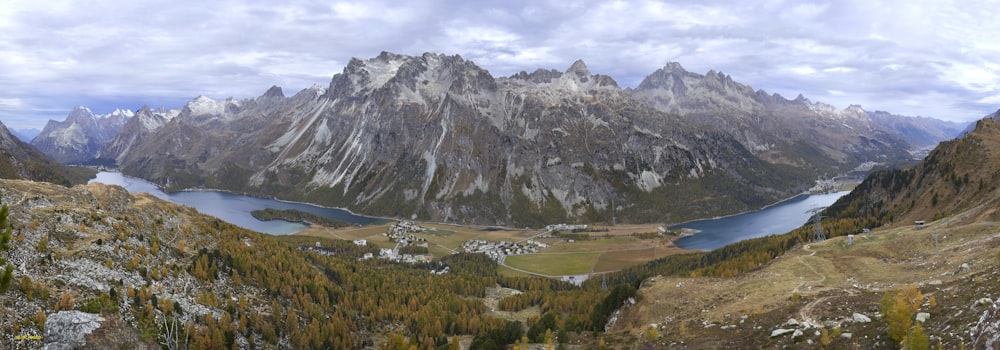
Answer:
[
  {"left": 263, "top": 85, "right": 284, "bottom": 98},
  {"left": 65, "top": 105, "right": 96, "bottom": 122},
  {"left": 295, "top": 84, "right": 327, "bottom": 98},
  {"left": 183, "top": 95, "right": 230, "bottom": 116},
  {"left": 329, "top": 51, "right": 496, "bottom": 98},
  {"left": 567, "top": 59, "right": 591, "bottom": 77},
  {"left": 71, "top": 105, "right": 94, "bottom": 114},
  {"left": 662, "top": 61, "right": 687, "bottom": 73}
]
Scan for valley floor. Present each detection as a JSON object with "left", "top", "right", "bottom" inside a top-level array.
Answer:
[{"left": 296, "top": 222, "right": 693, "bottom": 279}]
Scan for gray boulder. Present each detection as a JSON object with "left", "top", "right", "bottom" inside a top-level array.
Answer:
[
  {"left": 852, "top": 312, "right": 872, "bottom": 323},
  {"left": 43, "top": 311, "right": 105, "bottom": 350},
  {"left": 771, "top": 328, "right": 794, "bottom": 337}
]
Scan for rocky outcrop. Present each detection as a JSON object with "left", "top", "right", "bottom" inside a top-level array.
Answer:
[
  {"left": 42, "top": 311, "right": 105, "bottom": 350},
  {"left": 972, "top": 300, "right": 1000, "bottom": 349},
  {"left": 31, "top": 106, "right": 132, "bottom": 164}
]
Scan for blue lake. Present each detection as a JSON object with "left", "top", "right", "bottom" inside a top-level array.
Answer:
[
  {"left": 89, "top": 172, "right": 382, "bottom": 235},
  {"left": 671, "top": 191, "right": 848, "bottom": 251}
]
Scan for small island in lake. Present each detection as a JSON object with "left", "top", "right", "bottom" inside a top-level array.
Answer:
[{"left": 250, "top": 208, "right": 352, "bottom": 228}]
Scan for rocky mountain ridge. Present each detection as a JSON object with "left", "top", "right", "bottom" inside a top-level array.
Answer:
[
  {"left": 31, "top": 106, "right": 133, "bottom": 164},
  {"left": 0, "top": 120, "right": 94, "bottom": 186},
  {"left": 79, "top": 52, "right": 965, "bottom": 226},
  {"left": 629, "top": 61, "right": 967, "bottom": 164},
  {"left": 101, "top": 53, "right": 821, "bottom": 226}
]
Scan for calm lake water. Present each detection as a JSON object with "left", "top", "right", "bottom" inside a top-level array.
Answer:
[
  {"left": 89, "top": 172, "right": 381, "bottom": 235},
  {"left": 671, "top": 191, "right": 848, "bottom": 251}
]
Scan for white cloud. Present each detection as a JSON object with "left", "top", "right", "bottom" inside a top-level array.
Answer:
[
  {"left": 0, "top": 98, "right": 23, "bottom": 109},
  {"left": 823, "top": 67, "right": 856, "bottom": 74},
  {"left": 0, "top": 0, "right": 999, "bottom": 128},
  {"left": 790, "top": 66, "right": 817, "bottom": 75}
]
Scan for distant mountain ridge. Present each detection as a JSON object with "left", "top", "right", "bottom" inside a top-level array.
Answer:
[
  {"left": 31, "top": 106, "right": 132, "bottom": 163},
  {"left": 0, "top": 120, "right": 94, "bottom": 185},
  {"left": 35, "top": 52, "right": 964, "bottom": 226},
  {"left": 827, "top": 117, "right": 1000, "bottom": 228},
  {"left": 10, "top": 128, "right": 40, "bottom": 143},
  {"left": 629, "top": 62, "right": 967, "bottom": 166}
]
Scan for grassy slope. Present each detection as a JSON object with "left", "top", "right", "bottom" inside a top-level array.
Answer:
[
  {"left": 615, "top": 169, "right": 1000, "bottom": 348},
  {"left": 609, "top": 120, "right": 1000, "bottom": 348}
]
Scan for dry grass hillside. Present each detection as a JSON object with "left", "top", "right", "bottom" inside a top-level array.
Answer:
[
  {"left": 612, "top": 210, "right": 1000, "bottom": 349},
  {"left": 609, "top": 119, "right": 1000, "bottom": 349}
]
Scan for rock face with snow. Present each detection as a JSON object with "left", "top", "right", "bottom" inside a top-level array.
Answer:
[
  {"left": 42, "top": 311, "right": 105, "bottom": 350},
  {"left": 101, "top": 52, "right": 928, "bottom": 226},
  {"left": 98, "top": 106, "right": 178, "bottom": 162},
  {"left": 31, "top": 106, "right": 132, "bottom": 163}
]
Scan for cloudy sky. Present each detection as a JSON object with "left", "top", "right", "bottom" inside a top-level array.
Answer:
[{"left": 1, "top": 0, "right": 998, "bottom": 130}]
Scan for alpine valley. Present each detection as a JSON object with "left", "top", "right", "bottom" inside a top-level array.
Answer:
[
  {"left": 4, "top": 52, "right": 1000, "bottom": 350},
  {"left": 35, "top": 52, "right": 965, "bottom": 227}
]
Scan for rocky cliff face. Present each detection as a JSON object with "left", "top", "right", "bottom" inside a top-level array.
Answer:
[
  {"left": 104, "top": 52, "right": 829, "bottom": 226},
  {"left": 31, "top": 106, "right": 132, "bottom": 164},
  {"left": 98, "top": 106, "right": 178, "bottom": 163}
]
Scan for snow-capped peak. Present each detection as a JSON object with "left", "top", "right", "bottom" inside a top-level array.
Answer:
[{"left": 185, "top": 95, "right": 225, "bottom": 116}]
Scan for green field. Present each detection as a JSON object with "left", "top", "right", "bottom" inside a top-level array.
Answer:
[{"left": 503, "top": 252, "right": 601, "bottom": 276}]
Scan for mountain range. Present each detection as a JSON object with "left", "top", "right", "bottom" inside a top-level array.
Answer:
[
  {"left": 0, "top": 120, "right": 94, "bottom": 185},
  {"left": 31, "top": 106, "right": 132, "bottom": 164},
  {"left": 2, "top": 52, "right": 999, "bottom": 349},
  {"left": 33, "top": 52, "right": 968, "bottom": 226}
]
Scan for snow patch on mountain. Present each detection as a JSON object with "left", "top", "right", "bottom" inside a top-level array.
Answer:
[{"left": 185, "top": 96, "right": 230, "bottom": 116}]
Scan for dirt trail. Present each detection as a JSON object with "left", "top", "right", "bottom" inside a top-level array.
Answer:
[{"left": 793, "top": 244, "right": 834, "bottom": 328}]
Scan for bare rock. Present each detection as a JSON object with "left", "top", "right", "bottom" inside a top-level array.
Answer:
[
  {"left": 770, "top": 328, "right": 794, "bottom": 337},
  {"left": 43, "top": 311, "right": 105, "bottom": 350}
]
